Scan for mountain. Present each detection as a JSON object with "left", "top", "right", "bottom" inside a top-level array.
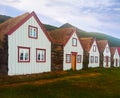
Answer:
[
  {"left": 0, "top": 15, "right": 11, "bottom": 23},
  {"left": 43, "top": 24, "right": 58, "bottom": 31},
  {"left": 60, "top": 23, "right": 86, "bottom": 33},
  {"left": 0, "top": 15, "right": 58, "bottom": 31},
  {"left": 60, "top": 23, "right": 120, "bottom": 47},
  {"left": 0, "top": 14, "right": 120, "bottom": 47}
]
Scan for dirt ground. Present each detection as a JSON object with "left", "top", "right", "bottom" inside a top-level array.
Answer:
[{"left": 0, "top": 72, "right": 101, "bottom": 88}]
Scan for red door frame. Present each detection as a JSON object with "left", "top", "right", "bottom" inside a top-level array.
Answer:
[
  {"left": 106, "top": 56, "right": 108, "bottom": 67},
  {"left": 116, "top": 59, "right": 118, "bottom": 67}
]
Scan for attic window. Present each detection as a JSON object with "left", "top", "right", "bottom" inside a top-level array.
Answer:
[
  {"left": 28, "top": 25, "right": 38, "bottom": 39},
  {"left": 18, "top": 46, "right": 30, "bottom": 62},
  {"left": 106, "top": 47, "right": 109, "bottom": 53},
  {"left": 93, "top": 45, "right": 96, "bottom": 52},
  {"left": 36, "top": 48, "right": 46, "bottom": 62},
  {"left": 72, "top": 38, "right": 77, "bottom": 46}
]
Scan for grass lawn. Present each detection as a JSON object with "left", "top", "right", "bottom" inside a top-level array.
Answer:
[{"left": 0, "top": 67, "right": 120, "bottom": 98}]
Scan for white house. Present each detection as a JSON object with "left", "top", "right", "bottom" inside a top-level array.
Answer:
[
  {"left": 50, "top": 28, "right": 83, "bottom": 71},
  {"left": 80, "top": 38, "right": 100, "bottom": 68},
  {"left": 97, "top": 40, "right": 111, "bottom": 68},
  {"left": 0, "top": 11, "right": 51, "bottom": 75},
  {"left": 117, "top": 47, "right": 120, "bottom": 67},
  {"left": 110, "top": 47, "right": 119, "bottom": 67}
]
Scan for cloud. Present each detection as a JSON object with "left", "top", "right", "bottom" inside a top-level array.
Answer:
[{"left": 0, "top": 0, "right": 120, "bottom": 38}]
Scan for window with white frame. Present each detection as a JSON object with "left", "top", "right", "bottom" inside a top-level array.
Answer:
[
  {"left": 77, "top": 55, "right": 82, "bottom": 63},
  {"left": 18, "top": 47, "right": 30, "bottom": 62},
  {"left": 28, "top": 25, "right": 38, "bottom": 39},
  {"left": 91, "top": 56, "right": 94, "bottom": 63},
  {"left": 36, "top": 49, "right": 46, "bottom": 62},
  {"left": 93, "top": 45, "right": 96, "bottom": 52},
  {"left": 72, "top": 38, "right": 77, "bottom": 46},
  {"left": 95, "top": 56, "right": 98, "bottom": 63},
  {"left": 66, "top": 54, "right": 71, "bottom": 63}
]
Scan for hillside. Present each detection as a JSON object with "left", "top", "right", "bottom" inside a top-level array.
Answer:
[
  {"left": 43, "top": 24, "right": 58, "bottom": 31},
  {"left": 0, "top": 14, "right": 120, "bottom": 47},
  {"left": 0, "top": 15, "right": 58, "bottom": 31},
  {"left": 60, "top": 23, "right": 120, "bottom": 47},
  {"left": 0, "top": 15, "right": 11, "bottom": 23}
]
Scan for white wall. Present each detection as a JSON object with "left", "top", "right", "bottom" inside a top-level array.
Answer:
[
  {"left": 113, "top": 49, "right": 120, "bottom": 67},
  {"left": 8, "top": 16, "right": 51, "bottom": 75},
  {"left": 103, "top": 43, "right": 111, "bottom": 68},
  {"left": 88, "top": 40, "right": 100, "bottom": 68},
  {"left": 63, "top": 32, "right": 83, "bottom": 70}
]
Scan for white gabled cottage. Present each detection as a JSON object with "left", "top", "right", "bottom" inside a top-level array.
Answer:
[
  {"left": 80, "top": 38, "right": 100, "bottom": 68},
  {"left": 110, "top": 47, "right": 119, "bottom": 67},
  {"left": 0, "top": 11, "right": 51, "bottom": 75},
  {"left": 97, "top": 40, "right": 111, "bottom": 68},
  {"left": 50, "top": 28, "right": 83, "bottom": 71},
  {"left": 117, "top": 47, "right": 120, "bottom": 67}
]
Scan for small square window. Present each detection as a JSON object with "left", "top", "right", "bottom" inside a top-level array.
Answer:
[
  {"left": 77, "top": 55, "right": 82, "bottom": 63},
  {"left": 36, "top": 48, "right": 46, "bottom": 62},
  {"left": 66, "top": 54, "right": 71, "bottom": 63},
  {"left": 28, "top": 25, "right": 38, "bottom": 39},
  {"left": 18, "top": 46, "right": 30, "bottom": 62},
  {"left": 72, "top": 38, "right": 77, "bottom": 46}
]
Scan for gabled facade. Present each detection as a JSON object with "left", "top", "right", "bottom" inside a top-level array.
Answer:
[
  {"left": 97, "top": 40, "right": 111, "bottom": 68},
  {"left": 80, "top": 38, "right": 100, "bottom": 68},
  {"left": 117, "top": 47, "right": 120, "bottom": 67},
  {"left": 110, "top": 47, "right": 119, "bottom": 67},
  {"left": 0, "top": 12, "right": 51, "bottom": 75},
  {"left": 50, "top": 28, "right": 83, "bottom": 71}
]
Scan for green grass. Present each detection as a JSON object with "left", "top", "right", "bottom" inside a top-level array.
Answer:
[{"left": 0, "top": 68, "right": 120, "bottom": 98}]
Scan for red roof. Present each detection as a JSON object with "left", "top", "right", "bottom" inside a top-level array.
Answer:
[
  {"left": 110, "top": 47, "right": 116, "bottom": 56},
  {"left": 117, "top": 47, "right": 120, "bottom": 56},
  {"left": 80, "top": 37, "right": 95, "bottom": 53},
  {"left": 97, "top": 40, "right": 108, "bottom": 53},
  {"left": 0, "top": 11, "right": 52, "bottom": 42},
  {"left": 50, "top": 28, "right": 77, "bottom": 46}
]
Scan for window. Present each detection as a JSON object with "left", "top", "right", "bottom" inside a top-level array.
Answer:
[
  {"left": 90, "top": 56, "right": 94, "bottom": 63},
  {"left": 95, "top": 56, "right": 98, "bottom": 63},
  {"left": 66, "top": 54, "right": 71, "bottom": 63},
  {"left": 77, "top": 55, "right": 82, "bottom": 63},
  {"left": 18, "top": 46, "right": 30, "bottom": 62},
  {"left": 108, "top": 57, "right": 111, "bottom": 62},
  {"left": 104, "top": 56, "right": 110, "bottom": 62},
  {"left": 93, "top": 45, "right": 96, "bottom": 52},
  {"left": 36, "top": 48, "right": 46, "bottom": 62},
  {"left": 28, "top": 25, "right": 38, "bottom": 39},
  {"left": 72, "top": 38, "right": 77, "bottom": 46},
  {"left": 104, "top": 56, "right": 106, "bottom": 62},
  {"left": 106, "top": 47, "right": 109, "bottom": 53}
]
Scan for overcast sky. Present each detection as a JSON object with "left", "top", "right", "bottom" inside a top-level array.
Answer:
[{"left": 0, "top": 0, "right": 120, "bottom": 38}]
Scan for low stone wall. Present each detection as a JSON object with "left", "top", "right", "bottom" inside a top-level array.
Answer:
[{"left": 0, "top": 49, "right": 8, "bottom": 75}]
